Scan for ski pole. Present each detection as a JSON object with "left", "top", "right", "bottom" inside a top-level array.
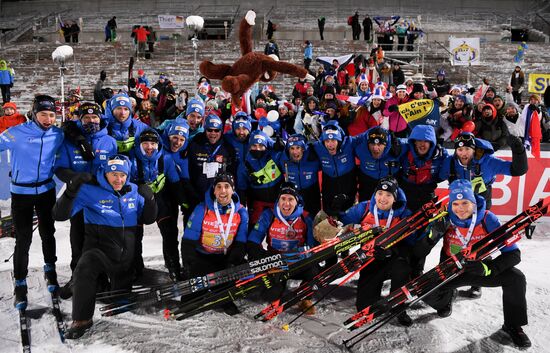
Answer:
[{"left": 3, "top": 223, "right": 39, "bottom": 262}]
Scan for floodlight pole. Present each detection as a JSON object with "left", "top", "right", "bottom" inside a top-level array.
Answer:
[{"left": 59, "top": 65, "right": 66, "bottom": 122}]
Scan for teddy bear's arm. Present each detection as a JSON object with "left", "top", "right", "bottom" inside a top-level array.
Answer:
[{"left": 199, "top": 61, "right": 233, "bottom": 80}]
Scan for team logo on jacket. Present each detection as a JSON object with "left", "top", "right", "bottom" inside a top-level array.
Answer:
[{"left": 128, "top": 203, "right": 135, "bottom": 209}]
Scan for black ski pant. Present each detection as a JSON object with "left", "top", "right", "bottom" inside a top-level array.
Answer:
[
  {"left": 261, "top": 259, "right": 319, "bottom": 302},
  {"left": 12, "top": 189, "right": 57, "bottom": 281},
  {"left": 304, "top": 58, "right": 312, "bottom": 71},
  {"left": 1, "top": 84, "right": 11, "bottom": 103},
  {"left": 358, "top": 172, "right": 379, "bottom": 202},
  {"left": 400, "top": 181, "right": 437, "bottom": 277},
  {"left": 397, "top": 36, "right": 405, "bottom": 51},
  {"left": 69, "top": 210, "right": 85, "bottom": 272},
  {"left": 133, "top": 225, "right": 145, "bottom": 277},
  {"left": 156, "top": 188, "right": 181, "bottom": 272},
  {"left": 72, "top": 248, "right": 132, "bottom": 321},
  {"left": 423, "top": 267, "right": 527, "bottom": 327},
  {"left": 356, "top": 256, "right": 411, "bottom": 311}
]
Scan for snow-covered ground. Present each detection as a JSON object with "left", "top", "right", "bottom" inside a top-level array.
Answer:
[{"left": 0, "top": 212, "right": 549, "bottom": 353}]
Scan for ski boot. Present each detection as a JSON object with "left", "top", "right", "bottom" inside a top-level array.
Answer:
[
  {"left": 502, "top": 324, "right": 532, "bottom": 348},
  {"left": 14, "top": 279, "right": 28, "bottom": 310},
  {"left": 397, "top": 311, "right": 413, "bottom": 327},
  {"left": 65, "top": 320, "right": 93, "bottom": 339},
  {"left": 44, "top": 263, "right": 59, "bottom": 293},
  {"left": 167, "top": 260, "right": 184, "bottom": 282},
  {"left": 59, "top": 277, "right": 73, "bottom": 300},
  {"left": 464, "top": 286, "right": 482, "bottom": 299},
  {"left": 222, "top": 302, "right": 241, "bottom": 316},
  {"left": 437, "top": 289, "right": 457, "bottom": 318},
  {"left": 297, "top": 299, "right": 316, "bottom": 316}
]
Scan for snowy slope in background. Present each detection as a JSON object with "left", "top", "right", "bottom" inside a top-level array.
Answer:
[{"left": 0, "top": 220, "right": 549, "bottom": 353}]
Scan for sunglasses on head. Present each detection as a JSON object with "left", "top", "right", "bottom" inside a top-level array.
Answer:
[
  {"left": 454, "top": 134, "right": 474, "bottom": 143},
  {"left": 288, "top": 136, "right": 304, "bottom": 143},
  {"left": 369, "top": 133, "right": 386, "bottom": 140}
]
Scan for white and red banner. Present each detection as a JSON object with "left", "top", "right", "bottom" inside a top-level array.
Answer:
[{"left": 436, "top": 150, "right": 550, "bottom": 221}]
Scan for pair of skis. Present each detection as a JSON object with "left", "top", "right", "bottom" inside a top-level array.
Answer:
[
  {"left": 16, "top": 283, "right": 67, "bottom": 352},
  {"left": 164, "top": 226, "right": 383, "bottom": 320},
  {"left": 100, "top": 225, "right": 381, "bottom": 318},
  {"left": 255, "top": 196, "right": 448, "bottom": 323},
  {"left": 170, "top": 197, "right": 447, "bottom": 321},
  {"left": 342, "top": 197, "right": 549, "bottom": 349}
]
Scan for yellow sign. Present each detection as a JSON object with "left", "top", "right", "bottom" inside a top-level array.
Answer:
[
  {"left": 398, "top": 99, "right": 435, "bottom": 123},
  {"left": 528, "top": 73, "right": 550, "bottom": 94}
]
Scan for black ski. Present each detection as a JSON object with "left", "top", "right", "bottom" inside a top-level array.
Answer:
[
  {"left": 99, "top": 225, "right": 378, "bottom": 317},
  {"left": 255, "top": 196, "right": 448, "bottom": 322},
  {"left": 168, "top": 226, "right": 385, "bottom": 320},
  {"left": 48, "top": 290, "right": 67, "bottom": 343},
  {"left": 18, "top": 309, "right": 31, "bottom": 353},
  {"left": 342, "top": 197, "right": 549, "bottom": 349}
]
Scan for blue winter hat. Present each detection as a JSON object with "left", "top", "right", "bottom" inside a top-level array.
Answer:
[
  {"left": 287, "top": 134, "right": 307, "bottom": 150},
  {"left": 232, "top": 112, "right": 252, "bottom": 131},
  {"left": 186, "top": 98, "right": 205, "bottom": 117},
  {"left": 110, "top": 94, "right": 133, "bottom": 114},
  {"left": 105, "top": 154, "right": 131, "bottom": 176},
  {"left": 437, "top": 68, "right": 446, "bottom": 78},
  {"left": 204, "top": 114, "right": 223, "bottom": 130},
  {"left": 449, "top": 180, "right": 476, "bottom": 206},
  {"left": 167, "top": 118, "right": 190, "bottom": 139},
  {"left": 250, "top": 130, "right": 270, "bottom": 147},
  {"left": 321, "top": 120, "right": 343, "bottom": 142}
]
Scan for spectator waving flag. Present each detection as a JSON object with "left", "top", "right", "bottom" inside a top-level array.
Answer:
[
  {"left": 398, "top": 99, "right": 441, "bottom": 129},
  {"left": 316, "top": 54, "right": 355, "bottom": 75}
]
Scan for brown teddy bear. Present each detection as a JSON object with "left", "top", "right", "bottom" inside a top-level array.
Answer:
[{"left": 199, "top": 10, "right": 313, "bottom": 108}]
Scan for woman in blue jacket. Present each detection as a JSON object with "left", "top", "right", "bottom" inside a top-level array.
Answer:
[{"left": 0, "top": 95, "right": 64, "bottom": 310}]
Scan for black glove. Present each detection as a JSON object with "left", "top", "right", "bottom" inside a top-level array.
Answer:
[
  {"left": 463, "top": 260, "right": 492, "bottom": 276},
  {"left": 468, "top": 87, "right": 476, "bottom": 95},
  {"left": 63, "top": 121, "right": 95, "bottom": 161},
  {"left": 388, "top": 104, "right": 399, "bottom": 113},
  {"left": 181, "top": 239, "right": 198, "bottom": 263},
  {"left": 528, "top": 104, "right": 540, "bottom": 113},
  {"left": 75, "top": 135, "right": 95, "bottom": 161},
  {"left": 247, "top": 241, "right": 267, "bottom": 261},
  {"left": 273, "top": 136, "right": 286, "bottom": 151},
  {"left": 429, "top": 216, "right": 449, "bottom": 243},
  {"left": 66, "top": 172, "right": 93, "bottom": 198},
  {"left": 425, "top": 81, "right": 434, "bottom": 92},
  {"left": 138, "top": 184, "right": 155, "bottom": 202},
  {"left": 328, "top": 194, "right": 349, "bottom": 216},
  {"left": 9, "top": 83, "right": 13, "bottom": 88},
  {"left": 389, "top": 134, "right": 402, "bottom": 157},
  {"left": 507, "top": 134, "right": 525, "bottom": 154},
  {"left": 227, "top": 241, "right": 247, "bottom": 266},
  {"left": 373, "top": 245, "right": 393, "bottom": 261}
]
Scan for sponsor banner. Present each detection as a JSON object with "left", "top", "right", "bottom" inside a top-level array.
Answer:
[
  {"left": 158, "top": 15, "right": 185, "bottom": 29},
  {"left": 528, "top": 73, "right": 550, "bottom": 94},
  {"left": 449, "top": 37, "right": 480, "bottom": 66},
  {"left": 398, "top": 99, "right": 441, "bottom": 129},
  {"left": 436, "top": 150, "right": 550, "bottom": 222}
]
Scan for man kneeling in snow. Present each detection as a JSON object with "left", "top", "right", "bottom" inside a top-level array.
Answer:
[{"left": 52, "top": 155, "right": 157, "bottom": 339}]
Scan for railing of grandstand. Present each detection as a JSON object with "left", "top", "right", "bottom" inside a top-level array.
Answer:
[{"left": 0, "top": 11, "right": 67, "bottom": 48}]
